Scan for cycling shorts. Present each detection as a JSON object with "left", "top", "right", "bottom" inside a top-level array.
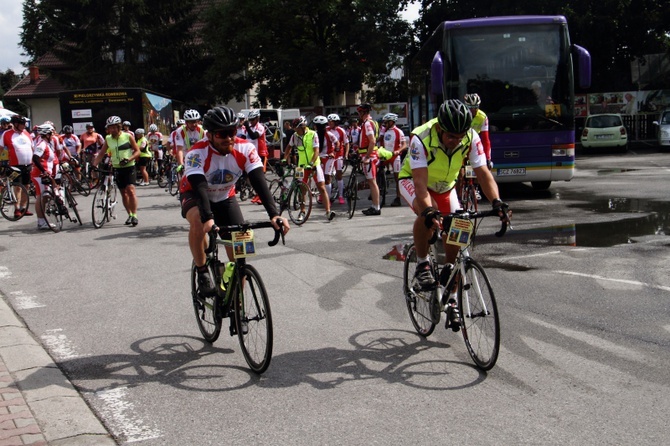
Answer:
[
  {"left": 398, "top": 178, "right": 460, "bottom": 215},
  {"left": 180, "top": 191, "right": 244, "bottom": 241},
  {"left": 114, "top": 166, "right": 136, "bottom": 189}
]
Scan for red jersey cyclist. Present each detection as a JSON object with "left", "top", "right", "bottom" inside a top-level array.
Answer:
[{"left": 179, "top": 106, "right": 290, "bottom": 296}]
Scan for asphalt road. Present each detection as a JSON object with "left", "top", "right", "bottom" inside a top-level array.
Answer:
[{"left": 1, "top": 147, "right": 669, "bottom": 445}]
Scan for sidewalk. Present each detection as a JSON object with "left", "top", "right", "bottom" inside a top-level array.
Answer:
[{"left": 0, "top": 295, "right": 116, "bottom": 445}]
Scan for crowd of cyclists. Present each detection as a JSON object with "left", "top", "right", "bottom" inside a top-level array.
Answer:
[{"left": 1, "top": 94, "right": 509, "bottom": 296}]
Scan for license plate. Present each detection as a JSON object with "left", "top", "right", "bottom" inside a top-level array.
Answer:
[
  {"left": 497, "top": 167, "right": 526, "bottom": 176},
  {"left": 595, "top": 134, "right": 613, "bottom": 139}
]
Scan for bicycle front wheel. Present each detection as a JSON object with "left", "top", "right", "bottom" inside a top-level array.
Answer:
[
  {"left": 458, "top": 258, "right": 500, "bottom": 370},
  {"left": 41, "top": 193, "right": 63, "bottom": 232},
  {"left": 235, "top": 264, "right": 273, "bottom": 374},
  {"left": 403, "top": 244, "right": 436, "bottom": 337},
  {"left": 74, "top": 176, "right": 91, "bottom": 196},
  {"left": 191, "top": 262, "right": 222, "bottom": 343},
  {"left": 169, "top": 172, "right": 179, "bottom": 196},
  {"left": 0, "top": 183, "right": 29, "bottom": 221},
  {"left": 287, "top": 181, "right": 312, "bottom": 225},
  {"left": 268, "top": 179, "right": 283, "bottom": 207},
  {"left": 344, "top": 171, "right": 362, "bottom": 219},
  {"left": 91, "top": 186, "right": 108, "bottom": 228}
]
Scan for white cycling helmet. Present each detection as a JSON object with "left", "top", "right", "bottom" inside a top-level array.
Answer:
[
  {"left": 176, "top": 119, "right": 185, "bottom": 126},
  {"left": 292, "top": 116, "right": 307, "bottom": 128},
  {"left": 327, "top": 113, "right": 340, "bottom": 122},
  {"left": 382, "top": 113, "right": 398, "bottom": 122},
  {"left": 122, "top": 120, "right": 131, "bottom": 127},
  {"left": 149, "top": 124, "right": 158, "bottom": 132},
  {"left": 312, "top": 115, "right": 328, "bottom": 125},
  {"left": 106, "top": 116, "right": 122, "bottom": 127},
  {"left": 464, "top": 93, "right": 481, "bottom": 108},
  {"left": 183, "top": 109, "right": 201, "bottom": 121},
  {"left": 135, "top": 128, "right": 145, "bottom": 135},
  {"left": 247, "top": 110, "right": 261, "bottom": 119},
  {"left": 36, "top": 124, "right": 53, "bottom": 136}
]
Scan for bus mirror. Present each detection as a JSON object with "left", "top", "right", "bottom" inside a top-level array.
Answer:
[
  {"left": 431, "top": 51, "right": 444, "bottom": 96},
  {"left": 572, "top": 44, "right": 591, "bottom": 89}
]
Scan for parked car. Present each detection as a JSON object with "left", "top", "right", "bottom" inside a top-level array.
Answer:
[
  {"left": 580, "top": 113, "right": 628, "bottom": 152},
  {"left": 652, "top": 109, "right": 670, "bottom": 148}
]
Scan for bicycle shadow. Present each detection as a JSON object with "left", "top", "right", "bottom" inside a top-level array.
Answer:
[{"left": 263, "top": 329, "right": 487, "bottom": 391}]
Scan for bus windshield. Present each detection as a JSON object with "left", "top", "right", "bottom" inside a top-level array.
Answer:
[{"left": 448, "top": 23, "right": 573, "bottom": 132}]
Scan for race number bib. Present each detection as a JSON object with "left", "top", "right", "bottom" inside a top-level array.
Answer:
[
  {"left": 295, "top": 167, "right": 304, "bottom": 179},
  {"left": 447, "top": 218, "right": 474, "bottom": 247},
  {"left": 231, "top": 230, "right": 257, "bottom": 259}
]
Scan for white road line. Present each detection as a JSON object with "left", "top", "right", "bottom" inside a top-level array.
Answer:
[
  {"left": 556, "top": 270, "right": 670, "bottom": 293},
  {"left": 96, "top": 387, "right": 161, "bottom": 443},
  {"left": 41, "top": 329, "right": 83, "bottom": 360},
  {"left": 10, "top": 290, "right": 45, "bottom": 309},
  {"left": 505, "top": 250, "right": 562, "bottom": 260}
]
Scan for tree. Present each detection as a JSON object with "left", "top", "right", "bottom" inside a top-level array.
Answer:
[
  {"left": 201, "top": 0, "right": 412, "bottom": 107},
  {"left": 0, "top": 70, "right": 28, "bottom": 116},
  {"left": 19, "top": 0, "right": 213, "bottom": 103}
]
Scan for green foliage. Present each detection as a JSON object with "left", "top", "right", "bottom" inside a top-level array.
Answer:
[{"left": 201, "top": 0, "right": 412, "bottom": 106}]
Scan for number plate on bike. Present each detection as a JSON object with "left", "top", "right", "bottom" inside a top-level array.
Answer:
[
  {"left": 295, "top": 167, "right": 304, "bottom": 179},
  {"left": 447, "top": 217, "right": 474, "bottom": 247},
  {"left": 231, "top": 230, "right": 257, "bottom": 259},
  {"left": 465, "top": 165, "right": 476, "bottom": 178}
]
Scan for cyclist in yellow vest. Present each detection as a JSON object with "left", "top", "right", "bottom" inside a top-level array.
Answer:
[
  {"left": 135, "top": 128, "right": 152, "bottom": 186},
  {"left": 283, "top": 116, "right": 335, "bottom": 221},
  {"left": 397, "top": 100, "right": 509, "bottom": 297},
  {"left": 175, "top": 109, "right": 206, "bottom": 169},
  {"left": 93, "top": 115, "right": 141, "bottom": 226}
]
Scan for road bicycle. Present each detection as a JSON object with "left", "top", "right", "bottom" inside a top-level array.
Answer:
[
  {"left": 164, "top": 159, "right": 181, "bottom": 197},
  {"left": 40, "top": 173, "right": 82, "bottom": 232},
  {"left": 192, "top": 220, "right": 285, "bottom": 374},
  {"left": 457, "top": 163, "right": 479, "bottom": 214},
  {"left": 0, "top": 166, "right": 30, "bottom": 221},
  {"left": 60, "top": 161, "right": 91, "bottom": 196},
  {"left": 403, "top": 207, "right": 511, "bottom": 370},
  {"left": 91, "top": 167, "right": 119, "bottom": 228},
  {"left": 267, "top": 161, "right": 313, "bottom": 225},
  {"left": 343, "top": 154, "right": 370, "bottom": 219}
]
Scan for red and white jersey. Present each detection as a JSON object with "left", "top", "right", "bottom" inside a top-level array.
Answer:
[
  {"left": 347, "top": 125, "right": 361, "bottom": 150},
  {"left": 147, "top": 132, "right": 163, "bottom": 151},
  {"left": 319, "top": 129, "right": 338, "bottom": 157},
  {"left": 382, "top": 126, "right": 405, "bottom": 152},
  {"left": 169, "top": 129, "right": 179, "bottom": 155},
  {"left": 3, "top": 129, "right": 33, "bottom": 165},
  {"left": 31, "top": 136, "right": 58, "bottom": 177},
  {"left": 329, "top": 126, "right": 348, "bottom": 157},
  {"left": 359, "top": 118, "right": 377, "bottom": 151},
  {"left": 180, "top": 138, "right": 262, "bottom": 203}
]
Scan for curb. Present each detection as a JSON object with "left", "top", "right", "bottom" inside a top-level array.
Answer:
[{"left": 0, "top": 293, "right": 116, "bottom": 445}]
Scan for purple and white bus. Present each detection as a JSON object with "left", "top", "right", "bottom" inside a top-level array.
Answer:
[{"left": 409, "top": 15, "right": 591, "bottom": 190}]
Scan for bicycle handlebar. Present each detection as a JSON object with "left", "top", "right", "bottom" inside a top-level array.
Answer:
[
  {"left": 428, "top": 208, "right": 512, "bottom": 244},
  {"left": 207, "top": 219, "right": 286, "bottom": 253}
]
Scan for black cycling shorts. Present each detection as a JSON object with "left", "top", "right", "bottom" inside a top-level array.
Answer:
[
  {"left": 115, "top": 166, "right": 136, "bottom": 189},
  {"left": 181, "top": 191, "right": 244, "bottom": 240}
]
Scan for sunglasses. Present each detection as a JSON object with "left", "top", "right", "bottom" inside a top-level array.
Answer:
[{"left": 213, "top": 128, "right": 236, "bottom": 139}]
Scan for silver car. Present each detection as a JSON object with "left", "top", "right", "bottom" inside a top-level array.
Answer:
[
  {"left": 580, "top": 114, "right": 628, "bottom": 152},
  {"left": 652, "top": 109, "right": 670, "bottom": 148}
]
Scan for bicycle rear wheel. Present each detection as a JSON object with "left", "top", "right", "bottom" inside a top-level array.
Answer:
[
  {"left": 403, "top": 244, "right": 436, "bottom": 337},
  {"left": 0, "top": 183, "right": 29, "bottom": 221},
  {"left": 287, "top": 181, "right": 312, "bottom": 225},
  {"left": 191, "top": 262, "right": 222, "bottom": 343},
  {"left": 92, "top": 186, "right": 108, "bottom": 228},
  {"left": 41, "top": 193, "right": 63, "bottom": 233},
  {"left": 268, "top": 179, "right": 283, "bottom": 206},
  {"left": 169, "top": 172, "right": 179, "bottom": 196},
  {"left": 66, "top": 189, "right": 82, "bottom": 225},
  {"left": 107, "top": 184, "right": 118, "bottom": 221},
  {"left": 73, "top": 175, "right": 91, "bottom": 197},
  {"left": 458, "top": 258, "right": 500, "bottom": 370},
  {"left": 235, "top": 265, "right": 273, "bottom": 374},
  {"left": 377, "top": 167, "right": 387, "bottom": 208}
]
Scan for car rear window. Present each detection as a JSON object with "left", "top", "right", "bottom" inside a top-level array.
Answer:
[
  {"left": 587, "top": 115, "right": 622, "bottom": 128},
  {"left": 661, "top": 112, "right": 670, "bottom": 125}
]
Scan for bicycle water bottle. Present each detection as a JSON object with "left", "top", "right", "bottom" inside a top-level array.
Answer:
[{"left": 220, "top": 262, "right": 235, "bottom": 291}]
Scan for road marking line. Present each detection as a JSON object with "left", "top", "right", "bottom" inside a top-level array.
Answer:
[
  {"left": 0, "top": 266, "right": 11, "bottom": 279},
  {"left": 41, "top": 329, "right": 83, "bottom": 360},
  {"left": 96, "top": 387, "right": 161, "bottom": 443},
  {"left": 556, "top": 270, "right": 670, "bottom": 292},
  {"left": 10, "top": 290, "right": 45, "bottom": 309},
  {"left": 505, "top": 250, "right": 562, "bottom": 260}
]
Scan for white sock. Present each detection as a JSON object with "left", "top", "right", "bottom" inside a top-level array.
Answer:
[{"left": 418, "top": 255, "right": 430, "bottom": 264}]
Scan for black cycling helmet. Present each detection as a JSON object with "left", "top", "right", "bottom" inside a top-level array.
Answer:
[
  {"left": 62, "top": 125, "right": 73, "bottom": 134},
  {"left": 10, "top": 115, "right": 27, "bottom": 125},
  {"left": 202, "top": 106, "right": 239, "bottom": 131},
  {"left": 437, "top": 99, "right": 472, "bottom": 134}
]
